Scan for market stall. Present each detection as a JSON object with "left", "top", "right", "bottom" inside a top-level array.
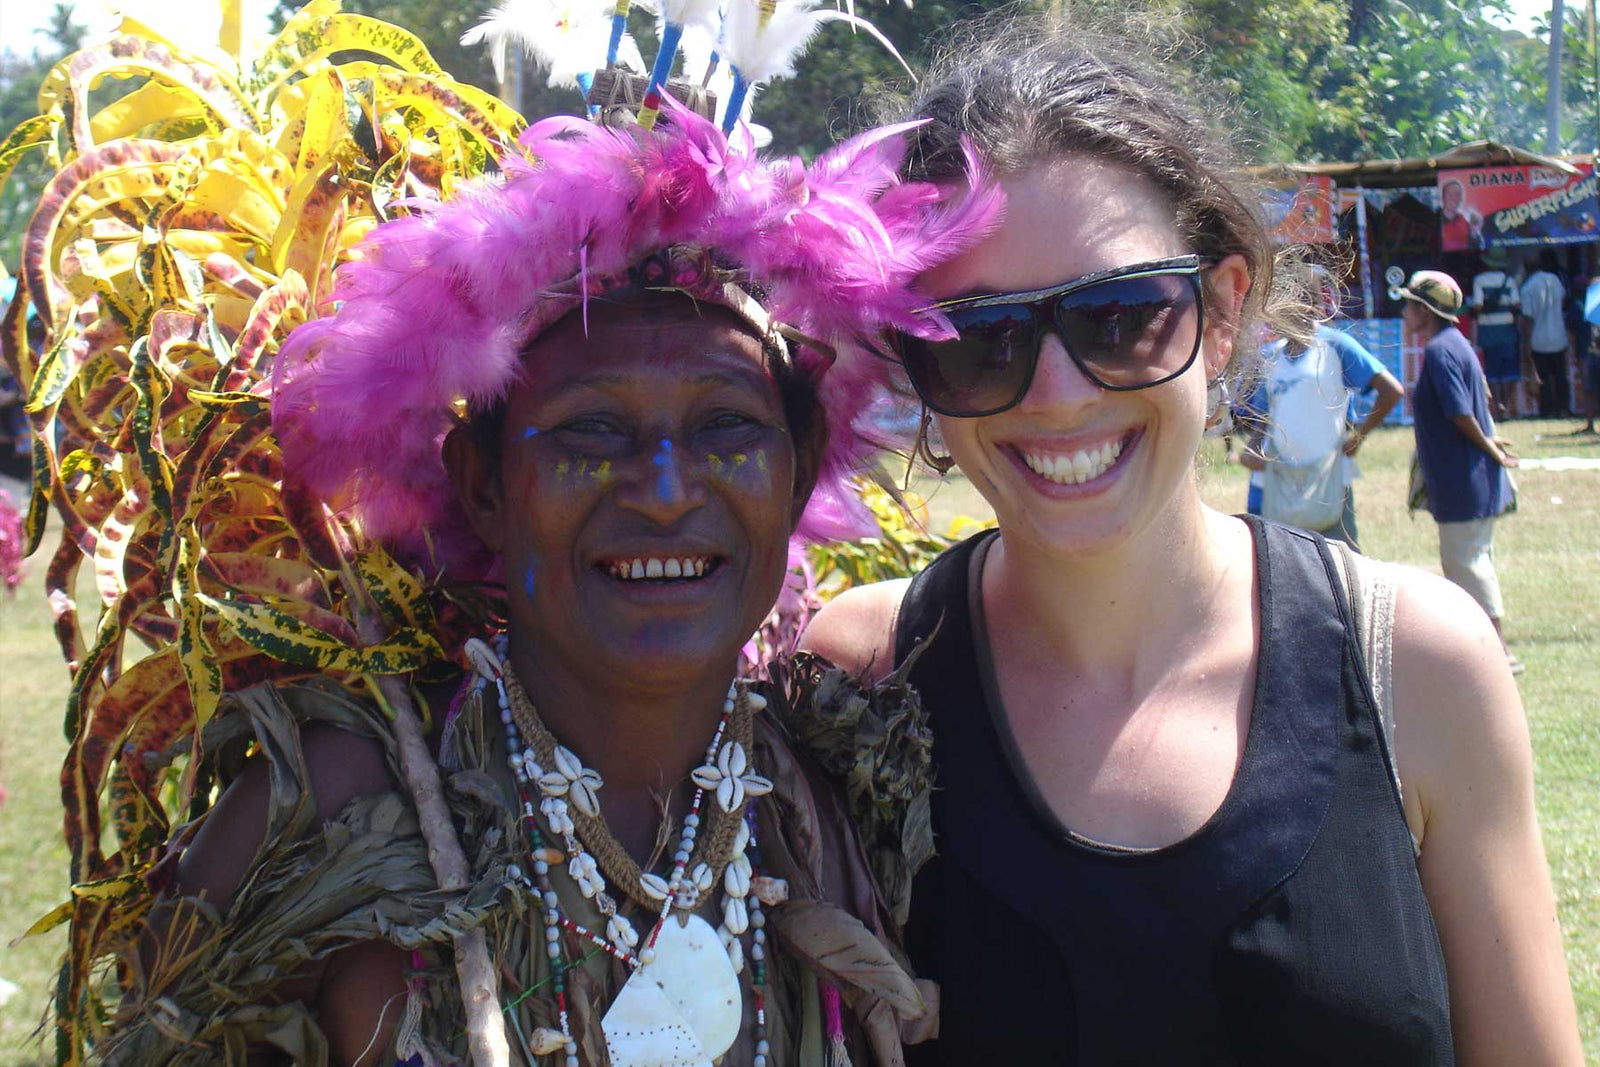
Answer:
[{"left": 1257, "top": 141, "right": 1598, "bottom": 421}]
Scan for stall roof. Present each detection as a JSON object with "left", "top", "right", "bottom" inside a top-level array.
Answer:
[{"left": 1254, "top": 140, "right": 1589, "bottom": 189}]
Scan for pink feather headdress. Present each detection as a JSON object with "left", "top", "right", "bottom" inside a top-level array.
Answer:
[{"left": 272, "top": 97, "right": 1002, "bottom": 577}]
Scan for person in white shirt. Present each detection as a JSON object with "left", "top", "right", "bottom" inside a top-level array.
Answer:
[
  {"left": 1519, "top": 250, "right": 1570, "bottom": 416},
  {"left": 1236, "top": 271, "right": 1403, "bottom": 550}
]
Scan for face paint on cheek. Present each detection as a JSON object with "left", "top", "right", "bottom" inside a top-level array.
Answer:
[
  {"left": 592, "top": 460, "right": 612, "bottom": 484},
  {"left": 652, "top": 439, "right": 675, "bottom": 500},
  {"left": 523, "top": 561, "right": 537, "bottom": 600},
  {"left": 726, "top": 450, "right": 772, "bottom": 491},
  {"left": 523, "top": 427, "right": 540, "bottom": 440},
  {"left": 553, "top": 456, "right": 590, "bottom": 486}
]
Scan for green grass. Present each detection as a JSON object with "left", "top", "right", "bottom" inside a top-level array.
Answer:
[
  {"left": 0, "top": 420, "right": 1595, "bottom": 1062},
  {"left": 0, "top": 545, "right": 78, "bottom": 1065}
]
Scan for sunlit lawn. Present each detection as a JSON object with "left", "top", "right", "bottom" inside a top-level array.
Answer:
[{"left": 1, "top": 419, "right": 1596, "bottom": 1062}]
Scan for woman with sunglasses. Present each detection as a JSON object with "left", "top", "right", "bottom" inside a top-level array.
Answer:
[{"left": 803, "top": 13, "right": 1582, "bottom": 1064}]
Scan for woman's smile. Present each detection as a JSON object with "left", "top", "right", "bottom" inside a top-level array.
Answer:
[
  {"left": 1004, "top": 427, "right": 1142, "bottom": 496},
  {"left": 588, "top": 550, "right": 732, "bottom": 607},
  {"left": 600, "top": 554, "right": 722, "bottom": 581}
]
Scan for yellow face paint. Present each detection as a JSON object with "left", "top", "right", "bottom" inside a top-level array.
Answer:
[{"left": 594, "top": 459, "right": 612, "bottom": 482}]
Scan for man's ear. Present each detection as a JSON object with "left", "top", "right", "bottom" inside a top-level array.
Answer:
[
  {"left": 1202, "top": 253, "right": 1252, "bottom": 379},
  {"left": 789, "top": 411, "right": 828, "bottom": 532},
  {"left": 442, "top": 424, "right": 506, "bottom": 553}
]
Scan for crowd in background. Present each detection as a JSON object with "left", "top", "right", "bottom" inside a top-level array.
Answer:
[{"left": 1467, "top": 248, "right": 1600, "bottom": 429}]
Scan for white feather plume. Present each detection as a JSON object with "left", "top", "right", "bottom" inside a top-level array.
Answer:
[
  {"left": 681, "top": 22, "right": 772, "bottom": 144},
  {"left": 657, "top": 0, "right": 724, "bottom": 31},
  {"left": 679, "top": 21, "right": 722, "bottom": 86},
  {"left": 719, "top": 0, "right": 911, "bottom": 87},
  {"left": 462, "top": 0, "right": 644, "bottom": 88}
]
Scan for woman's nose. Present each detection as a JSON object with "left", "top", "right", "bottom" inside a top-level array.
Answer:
[
  {"left": 615, "top": 438, "right": 707, "bottom": 525},
  {"left": 1016, "top": 332, "right": 1102, "bottom": 412}
]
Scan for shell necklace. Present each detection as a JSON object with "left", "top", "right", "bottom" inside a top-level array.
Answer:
[{"left": 465, "top": 637, "right": 782, "bottom": 1067}]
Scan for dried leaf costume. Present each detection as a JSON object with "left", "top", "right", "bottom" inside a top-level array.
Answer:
[{"left": 1, "top": 2, "right": 999, "bottom": 1062}]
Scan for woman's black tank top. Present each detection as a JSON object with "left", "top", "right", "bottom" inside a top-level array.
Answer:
[{"left": 896, "top": 519, "right": 1453, "bottom": 1065}]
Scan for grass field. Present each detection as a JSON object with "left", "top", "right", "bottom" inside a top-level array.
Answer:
[{"left": 1, "top": 419, "right": 1596, "bottom": 1063}]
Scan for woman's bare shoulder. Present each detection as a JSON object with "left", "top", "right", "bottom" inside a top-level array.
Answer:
[
  {"left": 799, "top": 578, "right": 912, "bottom": 684},
  {"left": 1384, "top": 568, "right": 1583, "bottom": 1061},
  {"left": 175, "top": 720, "right": 397, "bottom": 909},
  {"left": 1385, "top": 564, "right": 1529, "bottom": 811},
  {"left": 1388, "top": 565, "right": 1520, "bottom": 712}
]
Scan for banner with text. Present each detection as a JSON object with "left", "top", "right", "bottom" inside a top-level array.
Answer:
[{"left": 1436, "top": 164, "right": 1598, "bottom": 250}]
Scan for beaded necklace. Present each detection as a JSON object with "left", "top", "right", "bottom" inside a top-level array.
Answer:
[{"left": 464, "top": 637, "right": 778, "bottom": 1067}]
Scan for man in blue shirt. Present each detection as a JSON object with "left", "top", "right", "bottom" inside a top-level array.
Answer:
[{"left": 1396, "top": 270, "right": 1522, "bottom": 672}]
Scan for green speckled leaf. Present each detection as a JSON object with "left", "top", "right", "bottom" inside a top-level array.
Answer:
[
  {"left": 248, "top": 12, "right": 444, "bottom": 99},
  {"left": 354, "top": 546, "right": 434, "bottom": 632},
  {"left": 198, "top": 591, "right": 442, "bottom": 674}
]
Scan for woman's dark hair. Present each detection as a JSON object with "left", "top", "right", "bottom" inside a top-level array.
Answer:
[{"left": 888, "top": 6, "right": 1312, "bottom": 379}]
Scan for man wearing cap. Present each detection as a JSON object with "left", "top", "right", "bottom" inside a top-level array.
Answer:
[{"left": 1396, "top": 269, "right": 1524, "bottom": 673}]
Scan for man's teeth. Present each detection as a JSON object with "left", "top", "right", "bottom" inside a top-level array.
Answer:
[
  {"left": 609, "top": 557, "right": 712, "bottom": 580},
  {"left": 1022, "top": 439, "right": 1124, "bottom": 485}
]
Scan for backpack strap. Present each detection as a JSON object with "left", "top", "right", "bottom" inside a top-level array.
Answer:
[{"left": 1326, "top": 541, "right": 1414, "bottom": 855}]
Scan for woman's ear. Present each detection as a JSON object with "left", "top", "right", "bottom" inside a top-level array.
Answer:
[
  {"left": 1202, "top": 253, "right": 1252, "bottom": 378},
  {"left": 442, "top": 424, "right": 507, "bottom": 554}
]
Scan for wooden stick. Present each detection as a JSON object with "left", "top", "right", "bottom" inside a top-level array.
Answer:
[{"left": 358, "top": 612, "right": 511, "bottom": 1065}]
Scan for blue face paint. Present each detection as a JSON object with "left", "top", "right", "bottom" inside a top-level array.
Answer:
[
  {"left": 652, "top": 438, "right": 675, "bottom": 500},
  {"left": 523, "top": 427, "right": 540, "bottom": 440},
  {"left": 523, "top": 562, "right": 537, "bottom": 600}
]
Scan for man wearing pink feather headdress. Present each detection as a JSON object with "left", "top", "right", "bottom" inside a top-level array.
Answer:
[{"left": 118, "top": 83, "right": 1000, "bottom": 1064}]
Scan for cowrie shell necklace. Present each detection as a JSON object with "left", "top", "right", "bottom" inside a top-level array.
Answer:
[{"left": 463, "top": 636, "right": 779, "bottom": 1067}]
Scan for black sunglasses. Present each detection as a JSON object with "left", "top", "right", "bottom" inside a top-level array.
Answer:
[{"left": 899, "top": 255, "right": 1207, "bottom": 418}]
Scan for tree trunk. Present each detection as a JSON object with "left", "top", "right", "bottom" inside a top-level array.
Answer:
[{"left": 1549, "top": 0, "right": 1567, "bottom": 154}]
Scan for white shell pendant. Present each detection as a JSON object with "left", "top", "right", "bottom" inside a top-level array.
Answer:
[
  {"left": 602, "top": 913, "right": 741, "bottom": 1066},
  {"left": 602, "top": 978, "right": 710, "bottom": 1067}
]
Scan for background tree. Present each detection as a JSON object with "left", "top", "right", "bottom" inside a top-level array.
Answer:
[
  {"left": 5, "top": 0, "right": 1586, "bottom": 239},
  {"left": 1514, "top": 0, "right": 1600, "bottom": 155},
  {"left": 1, "top": 4, "right": 86, "bottom": 265},
  {"left": 269, "top": 0, "right": 1597, "bottom": 163}
]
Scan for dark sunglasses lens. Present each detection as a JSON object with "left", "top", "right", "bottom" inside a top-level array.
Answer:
[
  {"left": 1055, "top": 274, "right": 1200, "bottom": 387},
  {"left": 903, "top": 305, "right": 1037, "bottom": 415}
]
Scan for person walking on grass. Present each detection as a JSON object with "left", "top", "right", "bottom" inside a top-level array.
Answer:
[
  {"left": 1520, "top": 250, "right": 1570, "bottom": 418},
  {"left": 1397, "top": 270, "right": 1524, "bottom": 674},
  {"left": 1237, "top": 270, "right": 1403, "bottom": 551}
]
